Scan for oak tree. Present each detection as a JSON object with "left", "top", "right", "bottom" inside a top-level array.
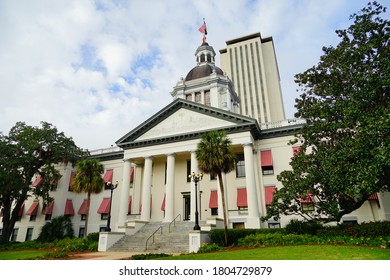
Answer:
[
  {"left": 0, "top": 121, "right": 86, "bottom": 243},
  {"left": 263, "top": 2, "right": 389, "bottom": 223}
]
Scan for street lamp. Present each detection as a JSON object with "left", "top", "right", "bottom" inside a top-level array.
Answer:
[
  {"left": 105, "top": 181, "right": 118, "bottom": 232},
  {"left": 188, "top": 172, "right": 203, "bottom": 230}
]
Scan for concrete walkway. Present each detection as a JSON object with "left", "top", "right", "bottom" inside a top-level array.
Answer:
[
  {"left": 68, "top": 251, "right": 179, "bottom": 260},
  {"left": 69, "top": 251, "right": 146, "bottom": 260}
]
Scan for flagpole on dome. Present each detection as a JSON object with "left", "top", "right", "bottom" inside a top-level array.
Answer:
[{"left": 198, "top": 18, "right": 207, "bottom": 44}]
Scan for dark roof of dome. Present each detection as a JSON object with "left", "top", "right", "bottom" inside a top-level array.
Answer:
[{"left": 185, "top": 64, "right": 223, "bottom": 81}]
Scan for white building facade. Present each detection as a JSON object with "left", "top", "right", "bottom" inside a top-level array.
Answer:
[{"left": 3, "top": 36, "right": 389, "bottom": 242}]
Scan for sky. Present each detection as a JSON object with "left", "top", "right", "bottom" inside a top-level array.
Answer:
[{"left": 0, "top": 0, "right": 385, "bottom": 151}]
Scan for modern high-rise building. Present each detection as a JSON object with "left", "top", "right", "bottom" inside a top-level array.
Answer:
[{"left": 220, "top": 33, "right": 285, "bottom": 124}]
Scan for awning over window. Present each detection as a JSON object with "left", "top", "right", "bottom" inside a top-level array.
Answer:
[
  {"left": 32, "top": 175, "right": 43, "bottom": 187},
  {"left": 64, "top": 199, "right": 75, "bottom": 216},
  {"left": 18, "top": 202, "right": 25, "bottom": 217},
  {"left": 26, "top": 201, "right": 39, "bottom": 216},
  {"left": 77, "top": 199, "right": 89, "bottom": 215},
  {"left": 97, "top": 198, "right": 111, "bottom": 214},
  {"left": 103, "top": 170, "right": 113, "bottom": 183},
  {"left": 300, "top": 194, "right": 313, "bottom": 204},
  {"left": 265, "top": 186, "right": 276, "bottom": 206},
  {"left": 261, "top": 150, "right": 273, "bottom": 166},
  {"left": 237, "top": 188, "right": 248, "bottom": 207},
  {"left": 368, "top": 193, "right": 378, "bottom": 200},
  {"left": 209, "top": 190, "right": 218, "bottom": 208},
  {"left": 161, "top": 194, "right": 166, "bottom": 211},
  {"left": 43, "top": 200, "right": 55, "bottom": 215}
]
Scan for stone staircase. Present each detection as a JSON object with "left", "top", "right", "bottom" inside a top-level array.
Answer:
[{"left": 108, "top": 221, "right": 195, "bottom": 254}]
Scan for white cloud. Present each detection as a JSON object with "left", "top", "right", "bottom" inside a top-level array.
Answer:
[{"left": 0, "top": 0, "right": 384, "bottom": 150}]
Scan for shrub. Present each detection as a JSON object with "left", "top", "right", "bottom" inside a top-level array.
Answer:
[
  {"left": 198, "top": 243, "right": 224, "bottom": 253},
  {"left": 237, "top": 232, "right": 390, "bottom": 248},
  {"left": 131, "top": 253, "right": 172, "bottom": 260},
  {"left": 285, "top": 219, "right": 323, "bottom": 235},
  {"left": 318, "top": 221, "right": 390, "bottom": 238},
  {"left": 86, "top": 232, "right": 100, "bottom": 243},
  {"left": 37, "top": 215, "right": 74, "bottom": 242},
  {"left": 209, "top": 228, "right": 285, "bottom": 246}
]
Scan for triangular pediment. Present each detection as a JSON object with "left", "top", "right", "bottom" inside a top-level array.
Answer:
[
  {"left": 137, "top": 108, "right": 237, "bottom": 141},
  {"left": 116, "top": 99, "right": 261, "bottom": 149}
]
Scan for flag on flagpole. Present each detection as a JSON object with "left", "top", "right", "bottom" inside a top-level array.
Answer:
[{"left": 198, "top": 20, "right": 207, "bottom": 35}]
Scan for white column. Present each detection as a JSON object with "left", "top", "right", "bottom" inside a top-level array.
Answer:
[
  {"left": 190, "top": 151, "right": 199, "bottom": 222},
  {"left": 164, "top": 153, "right": 175, "bottom": 222},
  {"left": 141, "top": 156, "right": 153, "bottom": 221},
  {"left": 217, "top": 173, "right": 228, "bottom": 220},
  {"left": 118, "top": 159, "right": 131, "bottom": 229},
  {"left": 244, "top": 143, "right": 260, "bottom": 227}
]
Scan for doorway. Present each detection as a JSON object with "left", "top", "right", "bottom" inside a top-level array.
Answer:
[{"left": 183, "top": 193, "right": 191, "bottom": 220}]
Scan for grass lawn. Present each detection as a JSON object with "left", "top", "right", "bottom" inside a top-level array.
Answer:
[
  {"left": 163, "top": 245, "right": 390, "bottom": 260},
  {"left": 0, "top": 250, "right": 50, "bottom": 260}
]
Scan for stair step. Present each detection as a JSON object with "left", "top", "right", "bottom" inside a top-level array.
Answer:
[{"left": 108, "top": 221, "right": 197, "bottom": 253}]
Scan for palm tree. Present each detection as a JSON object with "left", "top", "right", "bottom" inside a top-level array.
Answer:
[
  {"left": 71, "top": 158, "right": 104, "bottom": 237},
  {"left": 195, "top": 130, "right": 236, "bottom": 246}
]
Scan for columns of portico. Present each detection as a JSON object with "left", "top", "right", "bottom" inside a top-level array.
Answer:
[
  {"left": 243, "top": 143, "right": 261, "bottom": 227},
  {"left": 217, "top": 173, "right": 228, "bottom": 220},
  {"left": 118, "top": 159, "right": 131, "bottom": 229},
  {"left": 164, "top": 153, "right": 175, "bottom": 222},
  {"left": 190, "top": 151, "right": 199, "bottom": 222},
  {"left": 140, "top": 156, "right": 153, "bottom": 221}
]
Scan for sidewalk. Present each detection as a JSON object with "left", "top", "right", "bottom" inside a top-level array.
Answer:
[{"left": 68, "top": 251, "right": 146, "bottom": 260}]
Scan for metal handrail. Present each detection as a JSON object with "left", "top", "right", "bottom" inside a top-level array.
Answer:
[
  {"left": 145, "top": 226, "right": 163, "bottom": 251},
  {"left": 168, "top": 214, "right": 182, "bottom": 233}
]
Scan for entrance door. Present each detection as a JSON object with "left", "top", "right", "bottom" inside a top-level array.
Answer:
[{"left": 183, "top": 194, "right": 191, "bottom": 220}]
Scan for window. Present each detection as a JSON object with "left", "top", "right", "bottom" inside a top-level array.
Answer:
[
  {"left": 186, "top": 94, "right": 192, "bottom": 101},
  {"left": 25, "top": 228, "right": 33, "bottom": 241},
  {"left": 99, "top": 226, "right": 108, "bottom": 232},
  {"left": 103, "top": 170, "right": 114, "bottom": 190},
  {"left": 26, "top": 201, "right": 39, "bottom": 222},
  {"left": 300, "top": 194, "right": 314, "bottom": 212},
  {"left": 209, "top": 190, "right": 218, "bottom": 216},
  {"left": 268, "top": 222, "right": 281, "bottom": 229},
  {"left": 235, "top": 154, "right": 246, "bottom": 178},
  {"left": 233, "top": 223, "right": 245, "bottom": 229},
  {"left": 265, "top": 186, "right": 276, "bottom": 206},
  {"left": 11, "top": 228, "right": 18, "bottom": 242},
  {"left": 101, "top": 213, "right": 109, "bottom": 220},
  {"left": 195, "top": 92, "right": 201, "bottom": 103},
  {"left": 210, "top": 173, "right": 216, "bottom": 180},
  {"left": 64, "top": 199, "right": 75, "bottom": 217},
  {"left": 81, "top": 214, "right": 86, "bottom": 221},
  {"left": 130, "top": 166, "right": 134, "bottom": 187},
  {"left": 186, "top": 160, "right": 191, "bottom": 182},
  {"left": 301, "top": 203, "right": 315, "bottom": 212},
  {"left": 342, "top": 217, "right": 358, "bottom": 225},
  {"left": 237, "top": 188, "right": 248, "bottom": 210},
  {"left": 43, "top": 200, "right": 54, "bottom": 221},
  {"left": 261, "top": 150, "right": 274, "bottom": 175},
  {"left": 204, "top": 90, "right": 211, "bottom": 106},
  {"left": 78, "top": 227, "right": 85, "bottom": 238}
]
